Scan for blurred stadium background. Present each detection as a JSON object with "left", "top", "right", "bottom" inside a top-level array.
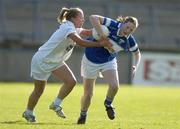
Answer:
[{"left": 0, "top": 0, "right": 180, "bottom": 85}]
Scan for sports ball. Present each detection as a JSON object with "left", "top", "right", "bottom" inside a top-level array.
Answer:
[
  {"left": 92, "top": 25, "right": 122, "bottom": 53},
  {"left": 92, "top": 25, "right": 109, "bottom": 40}
]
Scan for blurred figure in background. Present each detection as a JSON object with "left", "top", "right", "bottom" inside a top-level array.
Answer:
[
  {"left": 22, "top": 7, "right": 112, "bottom": 122},
  {"left": 77, "top": 14, "right": 141, "bottom": 124}
]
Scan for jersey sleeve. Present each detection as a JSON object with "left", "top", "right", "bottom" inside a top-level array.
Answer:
[
  {"left": 102, "top": 17, "right": 120, "bottom": 29},
  {"left": 128, "top": 35, "right": 139, "bottom": 52},
  {"left": 64, "top": 23, "right": 76, "bottom": 38}
]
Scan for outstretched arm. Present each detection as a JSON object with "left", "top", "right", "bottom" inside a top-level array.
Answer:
[
  {"left": 68, "top": 33, "right": 101, "bottom": 47},
  {"left": 79, "top": 29, "right": 92, "bottom": 38}
]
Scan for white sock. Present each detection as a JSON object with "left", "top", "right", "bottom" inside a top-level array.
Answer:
[
  {"left": 53, "top": 97, "right": 62, "bottom": 106},
  {"left": 26, "top": 109, "right": 34, "bottom": 115}
]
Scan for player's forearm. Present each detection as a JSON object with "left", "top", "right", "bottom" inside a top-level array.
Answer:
[
  {"left": 80, "top": 29, "right": 92, "bottom": 37},
  {"left": 77, "top": 39, "right": 101, "bottom": 47},
  {"left": 69, "top": 33, "right": 101, "bottom": 47},
  {"left": 133, "top": 50, "right": 141, "bottom": 69},
  {"left": 89, "top": 15, "right": 106, "bottom": 38}
]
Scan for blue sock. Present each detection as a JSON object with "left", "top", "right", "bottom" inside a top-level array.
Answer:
[
  {"left": 80, "top": 110, "right": 87, "bottom": 118},
  {"left": 26, "top": 109, "right": 34, "bottom": 115},
  {"left": 54, "top": 97, "right": 62, "bottom": 106},
  {"left": 104, "top": 97, "right": 113, "bottom": 107}
]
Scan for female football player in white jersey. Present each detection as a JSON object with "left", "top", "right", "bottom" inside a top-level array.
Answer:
[
  {"left": 77, "top": 15, "right": 141, "bottom": 124},
  {"left": 22, "top": 7, "right": 113, "bottom": 123}
]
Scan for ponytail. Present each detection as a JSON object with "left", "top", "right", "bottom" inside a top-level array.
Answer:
[
  {"left": 57, "top": 7, "right": 70, "bottom": 24},
  {"left": 57, "top": 7, "right": 83, "bottom": 24}
]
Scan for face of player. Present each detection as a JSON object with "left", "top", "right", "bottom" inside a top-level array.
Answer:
[
  {"left": 119, "top": 22, "right": 137, "bottom": 37},
  {"left": 72, "top": 11, "right": 85, "bottom": 28}
]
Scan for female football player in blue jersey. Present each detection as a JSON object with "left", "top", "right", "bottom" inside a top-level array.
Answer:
[{"left": 77, "top": 15, "right": 141, "bottom": 124}]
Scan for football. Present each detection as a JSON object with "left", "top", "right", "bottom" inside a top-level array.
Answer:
[
  {"left": 92, "top": 25, "right": 109, "bottom": 40},
  {"left": 92, "top": 25, "right": 122, "bottom": 53}
]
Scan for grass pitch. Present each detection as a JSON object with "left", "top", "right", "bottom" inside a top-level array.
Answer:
[{"left": 0, "top": 82, "right": 180, "bottom": 129}]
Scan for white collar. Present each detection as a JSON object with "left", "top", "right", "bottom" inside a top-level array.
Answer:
[{"left": 117, "top": 23, "right": 122, "bottom": 36}]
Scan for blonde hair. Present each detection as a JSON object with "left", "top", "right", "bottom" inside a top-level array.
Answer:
[
  {"left": 57, "top": 7, "right": 83, "bottom": 24},
  {"left": 117, "top": 16, "right": 139, "bottom": 28}
]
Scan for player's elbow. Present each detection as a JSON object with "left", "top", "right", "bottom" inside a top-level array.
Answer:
[
  {"left": 89, "top": 15, "right": 96, "bottom": 19},
  {"left": 137, "top": 50, "right": 141, "bottom": 58},
  {"left": 89, "top": 15, "right": 99, "bottom": 22}
]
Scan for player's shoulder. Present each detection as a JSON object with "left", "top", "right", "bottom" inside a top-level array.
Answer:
[
  {"left": 103, "top": 17, "right": 119, "bottom": 27},
  {"left": 128, "top": 35, "right": 136, "bottom": 42},
  {"left": 57, "top": 21, "right": 76, "bottom": 35},
  {"left": 59, "top": 21, "right": 75, "bottom": 30}
]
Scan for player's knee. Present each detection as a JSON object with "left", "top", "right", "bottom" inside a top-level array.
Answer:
[
  {"left": 71, "top": 79, "right": 77, "bottom": 86},
  {"left": 66, "top": 78, "right": 77, "bottom": 88}
]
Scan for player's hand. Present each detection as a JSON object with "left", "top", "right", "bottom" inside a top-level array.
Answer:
[{"left": 99, "top": 37, "right": 114, "bottom": 53}]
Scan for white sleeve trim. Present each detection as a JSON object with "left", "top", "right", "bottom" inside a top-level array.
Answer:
[
  {"left": 129, "top": 43, "right": 138, "bottom": 51},
  {"left": 104, "top": 18, "right": 111, "bottom": 26}
]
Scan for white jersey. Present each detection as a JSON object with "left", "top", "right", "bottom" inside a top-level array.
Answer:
[{"left": 38, "top": 21, "right": 82, "bottom": 63}]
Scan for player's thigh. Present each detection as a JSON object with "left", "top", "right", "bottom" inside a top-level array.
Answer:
[
  {"left": 52, "top": 63, "right": 76, "bottom": 83},
  {"left": 83, "top": 78, "right": 96, "bottom": 95},
  {"left": 81, "top": 55, "right": 100, "bottom": 79}
]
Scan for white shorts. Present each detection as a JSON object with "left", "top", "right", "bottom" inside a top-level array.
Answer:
[
  {"left": 81, "top": 55, "right": 118, "bottom": 79},
  {"left": 30, "top": 52, "right": 64, "bottom": 81}
]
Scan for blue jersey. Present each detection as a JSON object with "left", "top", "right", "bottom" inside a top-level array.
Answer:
[{"left": 85, "top": 17, "right": 139, "bottom": 64}]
